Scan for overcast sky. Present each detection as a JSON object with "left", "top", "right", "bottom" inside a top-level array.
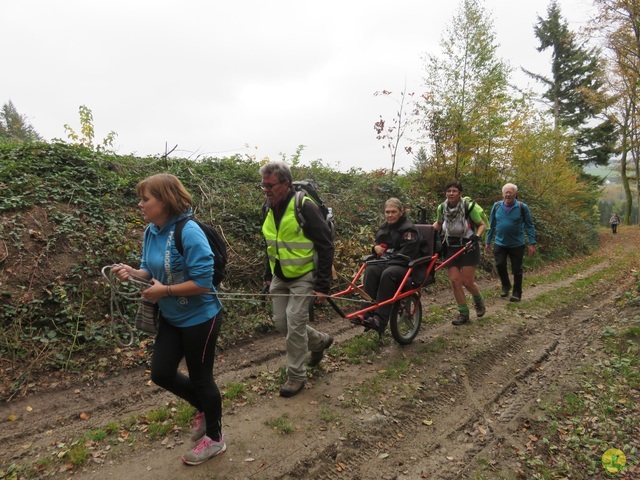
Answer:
[{"left": 3, "top": 0, "right": 596, "bottom": 172}]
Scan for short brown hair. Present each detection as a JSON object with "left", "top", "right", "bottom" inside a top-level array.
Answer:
[
  {"left": 136, "top": 173, "right": 193, "bottom": 218},
  {"left": 444, "top": 180, "right": 463, "bottom": 192}
]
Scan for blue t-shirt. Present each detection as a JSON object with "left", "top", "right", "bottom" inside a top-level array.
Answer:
[{"left": 140, "top": 215, "right": 222, "bottom": 327}]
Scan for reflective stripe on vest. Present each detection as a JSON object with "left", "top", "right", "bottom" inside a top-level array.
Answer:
[{"left": 262, "top": 197, "right": 315, "bottom": 276}]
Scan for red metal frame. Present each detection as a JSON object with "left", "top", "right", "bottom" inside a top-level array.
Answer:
[{"left": 326, "top": 243, "right": 474, "bottom": 322}]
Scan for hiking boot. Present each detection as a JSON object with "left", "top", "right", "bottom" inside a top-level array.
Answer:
[
  {"left": 279, "top": 379, "right": 305, "bottom": 398},
  {"left": 182, "top": 435, "right": 226, "bottom": 465},
  {"left": 452, "top": 312, "right": 470, "bottom": 326},
  {"left": 363, "top": 315, "right": 385, "bottom": 337},
  {"left": 510, "top": 293, "right": 521, "bottom": 302},
  {"left": 500, "top": 286, "right": 510, "bottom": 298},
  {"left": 474, "top": 299, "right": 486, "bottom": 318},
  {"left": 190, "top": 411, "right": 206, "bottom": 442},
  {"left": 308, "top": 336, "right": 334, "bottom": 367}
]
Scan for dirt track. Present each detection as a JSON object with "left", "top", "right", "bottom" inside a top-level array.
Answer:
[{"left": 0, "top": 229, "right": 633, "bottom": 480}]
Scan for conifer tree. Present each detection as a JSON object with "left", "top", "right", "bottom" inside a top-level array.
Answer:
[
  {"left": 530, "top": 0, "right": 616, "bottom": 167},
  {"left": 0, "top": 100, "right": 42, "bottom": 142}
]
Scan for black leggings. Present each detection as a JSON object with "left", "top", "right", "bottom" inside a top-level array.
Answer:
[{"left": 151, "top": 311, "right": 223, "bottom": 441}]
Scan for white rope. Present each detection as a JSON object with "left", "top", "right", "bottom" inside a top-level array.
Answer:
[
  {"left": 101, "top": 264, "right": 371, "bottom": 345},
  {"left": 213, "top": 292, "right": 370, "bottom": 304},
  {"left": 101, "top": 265, "right": 148, "bottom": 347}
]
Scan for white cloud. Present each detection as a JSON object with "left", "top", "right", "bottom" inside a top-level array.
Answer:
[{"left": 2, "top": 0, "right": 596, "bottom": 171}]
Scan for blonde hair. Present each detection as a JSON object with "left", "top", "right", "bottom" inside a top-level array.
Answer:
[{"left": 136, "top": 174, "right": 193, "bottom": 218}]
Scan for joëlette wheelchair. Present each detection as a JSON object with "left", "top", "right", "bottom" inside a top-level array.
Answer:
[{"left": 318, "top": 225, "right": 474, "bottom": 345}]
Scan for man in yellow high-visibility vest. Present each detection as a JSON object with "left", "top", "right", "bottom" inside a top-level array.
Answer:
[{"left": 260, "top": 161, "right": 334, "bottom": 398}]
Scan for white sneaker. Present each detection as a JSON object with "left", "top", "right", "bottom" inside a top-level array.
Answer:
[{"left": 182, "top": 435, "right": 226, "bottom": 465}]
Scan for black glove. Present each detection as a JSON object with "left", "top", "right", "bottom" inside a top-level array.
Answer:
[
  {"left": 260, "top": 284, "right": 270, "bottom": 307},
  {"left": 470, "top": 234, "right": 480, "bottom": 243}
]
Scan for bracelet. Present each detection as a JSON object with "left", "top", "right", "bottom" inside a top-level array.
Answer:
[{"left": 167, "top": 285, "right": 172, "bottom": 297}]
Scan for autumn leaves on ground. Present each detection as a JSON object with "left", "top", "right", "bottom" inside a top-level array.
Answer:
[{"left": 1, "top": 228, "right": 638, "bottom": 480}]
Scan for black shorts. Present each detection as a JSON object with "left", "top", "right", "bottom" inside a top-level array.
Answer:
[{"left": 443, "top": 244, "right": 480, "bottom": 268}]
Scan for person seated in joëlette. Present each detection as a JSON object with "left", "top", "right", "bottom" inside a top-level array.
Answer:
[{"left": 354, "top": 198, "right": 422, "bottom": 335}]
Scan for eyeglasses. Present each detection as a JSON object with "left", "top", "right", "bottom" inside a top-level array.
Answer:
[{"left": 260, "top": 182, "right": 282, "bottom": 190}]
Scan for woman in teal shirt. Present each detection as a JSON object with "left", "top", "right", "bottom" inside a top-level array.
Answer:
[{"left": 112, "top": 174, "right": 225, "bottom": 466}]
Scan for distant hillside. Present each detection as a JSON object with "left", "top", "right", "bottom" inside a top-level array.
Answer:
[{"left": 586, "top": 159, "right": 620, "bottom": 183}]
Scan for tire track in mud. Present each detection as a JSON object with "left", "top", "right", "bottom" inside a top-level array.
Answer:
[
  {"left": 0, "top": 313, "right": 361, "bottom": 468},
  {"left": 272, "top": 254, "right": 627, "bottom": 480}
]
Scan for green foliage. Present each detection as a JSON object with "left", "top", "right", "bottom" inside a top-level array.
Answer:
[
  {"left": 0, "top": 141, "right": 601, "bottom": 399},
  {"left": 264, "top": 414, "right": 295, "bottom": 434},
  {"left": 63, "top": 105, "right": 118, "bottom": 152},
  {"left": 420, "top": 0, "right": 512, "bottom": 181},
  {"left": 0, "top": 100, "right": 42, "bottom": 143},
  {"left": 223, "top": 381, "right": 247, "bottom": 401}
]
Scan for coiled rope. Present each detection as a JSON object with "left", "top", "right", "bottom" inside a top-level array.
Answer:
[
  {"left": 101, "top": 265, "right": 153, "bottom": 347},
  {"left": 101, "top": 264, "right": 370, "bottom": 346}
]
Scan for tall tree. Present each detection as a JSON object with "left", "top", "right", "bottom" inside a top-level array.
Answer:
[
  {"left": 0, "top": 100, "right": 42, "bottom": 142},
  {"left": 420, "top": 0, "right": 511, "bottom": 180},
  {"left": 592, "top": 0, "right": 640, "bottom": 224},
  {"left": 530, "top": 0, "right": 616, "bottom": 167}
]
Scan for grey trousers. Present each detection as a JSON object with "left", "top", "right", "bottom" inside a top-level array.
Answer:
[{"left": 270, "top": 272, "right": 331, "bottom": 382}]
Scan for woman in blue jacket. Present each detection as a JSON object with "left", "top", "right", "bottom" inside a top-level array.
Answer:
[{"left": 112, "top": 174, "right": 225, "bottom": 466}]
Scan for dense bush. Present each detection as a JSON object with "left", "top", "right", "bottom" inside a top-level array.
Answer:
[{"left": 0, "top": 142, "right": 600, "bottom": 386}]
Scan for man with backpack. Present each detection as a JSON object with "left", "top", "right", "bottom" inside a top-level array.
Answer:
[
  {"left": 259, "top": 161, "right": 334, "bottom": 398},
  {"left": 485, "top": 183, "right": 536, "bottom": 302}
]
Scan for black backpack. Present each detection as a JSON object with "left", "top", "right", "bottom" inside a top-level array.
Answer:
[
  {"left": 262, "top": 180, "right": 336, "bottom": 237},
  {"left": 489, "top": 201, "right": 526, "bottom": 228},
  {"left": 291, "top": 180, "right": 335, "bottom": 237},
  {"left": 174, "top": 218, "right": 227, "bottom": 287}
]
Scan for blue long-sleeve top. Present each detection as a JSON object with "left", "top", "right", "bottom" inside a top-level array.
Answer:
[
  {"left": 140, "top": 213, "right": 222, "bottom": 327},
  {"left": 486, "top": 200, "right": 536, "bottom": 248}
]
